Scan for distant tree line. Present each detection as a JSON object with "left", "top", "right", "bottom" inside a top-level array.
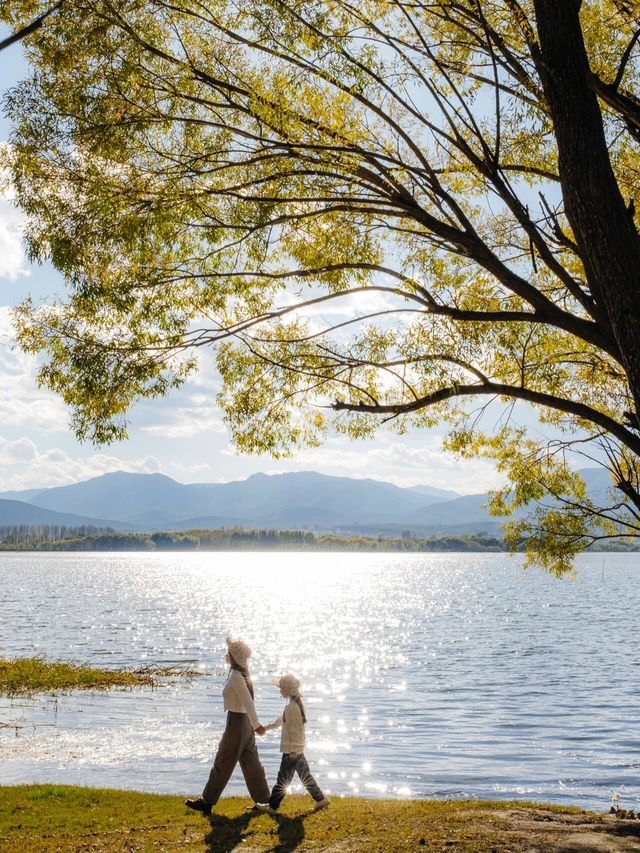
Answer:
[
  {"left": 0, "top": 524, "right": 636, "bottom": 554},
  {"left": 0, "top": 524, "right": 508, "bottom": 552},
  {"left": 0, "top": 524, "right": 110, "bottom": 548}
]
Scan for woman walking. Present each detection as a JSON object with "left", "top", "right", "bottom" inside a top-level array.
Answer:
[{"left": 185, "top": 637, "right": 271, "bottom": 816}]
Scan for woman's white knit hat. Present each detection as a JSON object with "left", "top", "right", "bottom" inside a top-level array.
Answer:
[
  {"left": 275, "top": 673, "right": 301, "bottom": 696},
  {"left": 226, "top": 636, "right": 251, "bottom": 668}
]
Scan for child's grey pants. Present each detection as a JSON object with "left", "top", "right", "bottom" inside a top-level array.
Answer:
[
  {"left": 269, "top": 752, "right": 324, "bottom": 809},
  {"left": 202, "top": 711, "right": 270, "bottom": 805}
]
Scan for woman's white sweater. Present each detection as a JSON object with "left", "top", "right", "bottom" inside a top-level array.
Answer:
[
  {"left": 222, "top": 669, "right": 260, "bottom": 730},
  {"left": 264, "top": 698, "right": 306, "bottom": 754}
]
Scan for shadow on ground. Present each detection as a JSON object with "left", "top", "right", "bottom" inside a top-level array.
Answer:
[
  {"left": 203, "top": 808, "right": 311, "bottom": 853},
  {"left": 270, "top": 812, "right": 307, "bottom": 852},
  {"left": 204, "top": 811, "right": 253, "bottom": 853}
]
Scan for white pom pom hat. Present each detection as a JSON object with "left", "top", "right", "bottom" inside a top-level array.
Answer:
[
  {"left": 274, "top": 673, "right": 301, "bottom": 696},
  {"left": 226, "top": 636, "right": 251, "bottom": 668}
]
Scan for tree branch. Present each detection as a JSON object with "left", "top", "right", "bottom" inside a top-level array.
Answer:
[
  {"left": 0, "top": 1, "right": 63, "bottom": 52},
  {"left": 332, "top": 380, "right": 640, "bottom": 456}
]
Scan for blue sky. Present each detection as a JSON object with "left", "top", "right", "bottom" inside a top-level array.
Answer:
[{"left": 0, "top": 28, "right": 508, "bottom": 494}]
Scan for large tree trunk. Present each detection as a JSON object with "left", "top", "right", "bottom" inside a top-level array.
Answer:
[{"left": 533, "top": 0, "right": 640, "bottom": 423}]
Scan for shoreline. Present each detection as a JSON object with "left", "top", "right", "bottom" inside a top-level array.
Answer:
[
  {"left": 1, "top": 546, "right": 638, "bottom": 554},
  {"left": 1, "top": 785, "right": 639, "bottom": 852},
  {"left": 1, "top": 527, "right": 637, "bottom": 554}
]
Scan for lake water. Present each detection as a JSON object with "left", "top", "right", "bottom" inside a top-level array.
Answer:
[{"left": 0, "top": 551, "right": 638, "bottom": 812}]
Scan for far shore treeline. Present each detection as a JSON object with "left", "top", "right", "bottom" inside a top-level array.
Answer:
[{"left": 0, "top": 524, "right": 636, "bottom": 553}]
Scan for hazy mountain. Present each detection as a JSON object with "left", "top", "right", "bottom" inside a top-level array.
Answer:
[
  {"left": 164, "top": 506, "right": 348, "bottom": 531},
  {"left": 575, "top": 467, "right": 617, "bottom": 502},
  {"left": 6, "top": 472, "right": 198, "bottom": 523},
  {"left": 0, "top": 499, "right": 132, "bottom": 530},
  {"left": 0, "top": 466, "right": 617, "bottom": 535},
  {"left": 404, "top": 493, "right": 492, "bottom": 526},
  {"left": 0, "top": 488, "right": 46, "bottom": 502},
  {"left": 406, "top": 483, "right": 460, "bottom": 500},
  {"left": 162, "top": 513, "right": 249, "bottom": 531},
  {"left": 220, "top": 472, "right": 451, "bottom": 521},
  {"left": 390, "top": 468, "right": 621, "bottom": 535},
  {"left": 2, "top": 470, "right": 461, "bottom": 528},
  {"left": 336, "top": 494, "right": 497, "bottom": 537}
]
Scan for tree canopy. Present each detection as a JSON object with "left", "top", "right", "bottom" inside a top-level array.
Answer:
[{"left": 2, "top": 0, "right": 640, "bottom": 572}]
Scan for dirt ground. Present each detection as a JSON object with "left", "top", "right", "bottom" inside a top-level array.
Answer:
[{"left": 484, "top": 807, "right": 640, "bottom": 852}]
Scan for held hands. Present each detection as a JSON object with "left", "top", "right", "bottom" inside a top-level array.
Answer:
[
  {"left": 289, "top": 752, "right": 297, "bottom": 760},
  {"left": 255, "top": 725, "right": 266, "bottom": 736}
]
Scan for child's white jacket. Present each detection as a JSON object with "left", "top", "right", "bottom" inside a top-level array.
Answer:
[{"left": 264, "top": 699, "right": 305, "bottom": 754}]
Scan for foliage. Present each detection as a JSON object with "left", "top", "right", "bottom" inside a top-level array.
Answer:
[{"left": 3, "top": 1, "right": 640, "bottom": 571}]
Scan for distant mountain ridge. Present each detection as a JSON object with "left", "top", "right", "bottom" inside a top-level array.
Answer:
[
  {"left": 0, "top": 470, "right": 465, "bottom": 533},
  {"left": 0, "top": 467, "right": 617, "bottom": 536},
  {"left": 0, "top": 499, "right": 133, "bottom": 530}
]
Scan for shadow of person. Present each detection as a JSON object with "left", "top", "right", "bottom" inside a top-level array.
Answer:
[
  {"left": 203, "top": 810, "right": 253, "bottom": 853},
  {"left": 271, "top": 812, "right": 306, "bottom": 853},
  {"left": 611, "top": 820, "right": 640, "bottom": 839}
]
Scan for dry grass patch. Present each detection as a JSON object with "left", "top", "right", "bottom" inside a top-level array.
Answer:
[{"left": 0, "top": 656, "right": 200, "bottom": 696}]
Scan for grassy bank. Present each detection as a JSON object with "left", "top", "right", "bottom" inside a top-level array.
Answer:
[
  {"left": 0, "top": 657, "right": 199, "bottom": 696},
  {"left": 0, "top": 786, "right": 638, "bottom": 852}
]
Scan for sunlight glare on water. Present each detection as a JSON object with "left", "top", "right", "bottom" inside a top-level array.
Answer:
[{"left": 1, "top": 551, "right": 639, "bottom": 811}]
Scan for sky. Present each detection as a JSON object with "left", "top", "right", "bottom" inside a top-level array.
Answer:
[{"left": 0, "top": 28, "right": 513, "bottom": 496}]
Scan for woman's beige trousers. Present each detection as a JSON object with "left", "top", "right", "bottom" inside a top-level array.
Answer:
[{"left": 202, "top": 711, "right": 270, "bottom": 805}]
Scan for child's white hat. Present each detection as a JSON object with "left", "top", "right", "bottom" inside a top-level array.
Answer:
[{"left": 274, "top": 673, "right": 301, "bottom": 696}]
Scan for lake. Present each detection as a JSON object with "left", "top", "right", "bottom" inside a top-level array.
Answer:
[{"left": 0, "top": 551, "right": 638, "bottom": 812}]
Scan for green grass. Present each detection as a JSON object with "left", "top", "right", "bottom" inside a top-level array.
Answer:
[
  {"left": 0, "top": 785, "right": 630, "bottom": 852},
  {"left": 0, "top": 656, "right": 200, "bottom": 696}
]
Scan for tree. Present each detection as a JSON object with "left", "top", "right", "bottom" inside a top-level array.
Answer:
[
  {"left": 0, "top": 2, "right": 62, "bottom": 52},
  {"left": 2, "top": 0, "right": 640, "bottom": 572}
]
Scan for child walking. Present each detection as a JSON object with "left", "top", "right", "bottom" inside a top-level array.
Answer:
[{"left": 257, "top": 673, "right": 329, "bottom": 815}]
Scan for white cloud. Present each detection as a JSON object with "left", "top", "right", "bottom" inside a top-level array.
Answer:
[
  {"left": 43, "top": 448, "right": 67, "bottom": 462},
  {"left": 138, "top": 375, "right": 226, "bottom": 438},
  {"left": 140, "top": 407, "right": 225, "bottom": 438},
  {"left": 0, "top": 213, "right": 29, "bottom": 281},
  {"left": 0, "top": 159, "right": 30, "bottom": 282},
  {"left": 295, "top": 442, "right": 503, "bottom": 493},
  {"left": 0, "top": 307, "right": 69, "bottom": 432},
  {"left": 0, "top": 439, "right": 165, "bottom": 491},
  {"left": 221, "top": 431, "right": 503, "bottom": 494},
  {"left": 3, "top": 436, "right": 37, "bottom": 461},
  {"left": 164, "top": 460, "right": 212, "bottom": 478}
]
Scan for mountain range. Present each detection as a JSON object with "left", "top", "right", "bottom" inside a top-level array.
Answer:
[{"left": 0, "top": 467, "right": 616, "bottom": 536}]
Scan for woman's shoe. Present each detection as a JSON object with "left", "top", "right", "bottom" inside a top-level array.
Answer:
[
  {"left": 313, "top": 797, "right": 330, "bottom": 812},
  {"left": 185, "top": 798, "right": 213, "bottom": 816},
  {"left": 256, "top": 802, "right": 278, "bottom": 816}
]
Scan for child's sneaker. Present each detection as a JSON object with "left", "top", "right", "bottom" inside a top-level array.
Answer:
[
  {"left": 256, "top": 802, "right": 278, "bottom": 816},
  {"left": 313, "top": 797, "right": 330, "bottom": 812}
]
